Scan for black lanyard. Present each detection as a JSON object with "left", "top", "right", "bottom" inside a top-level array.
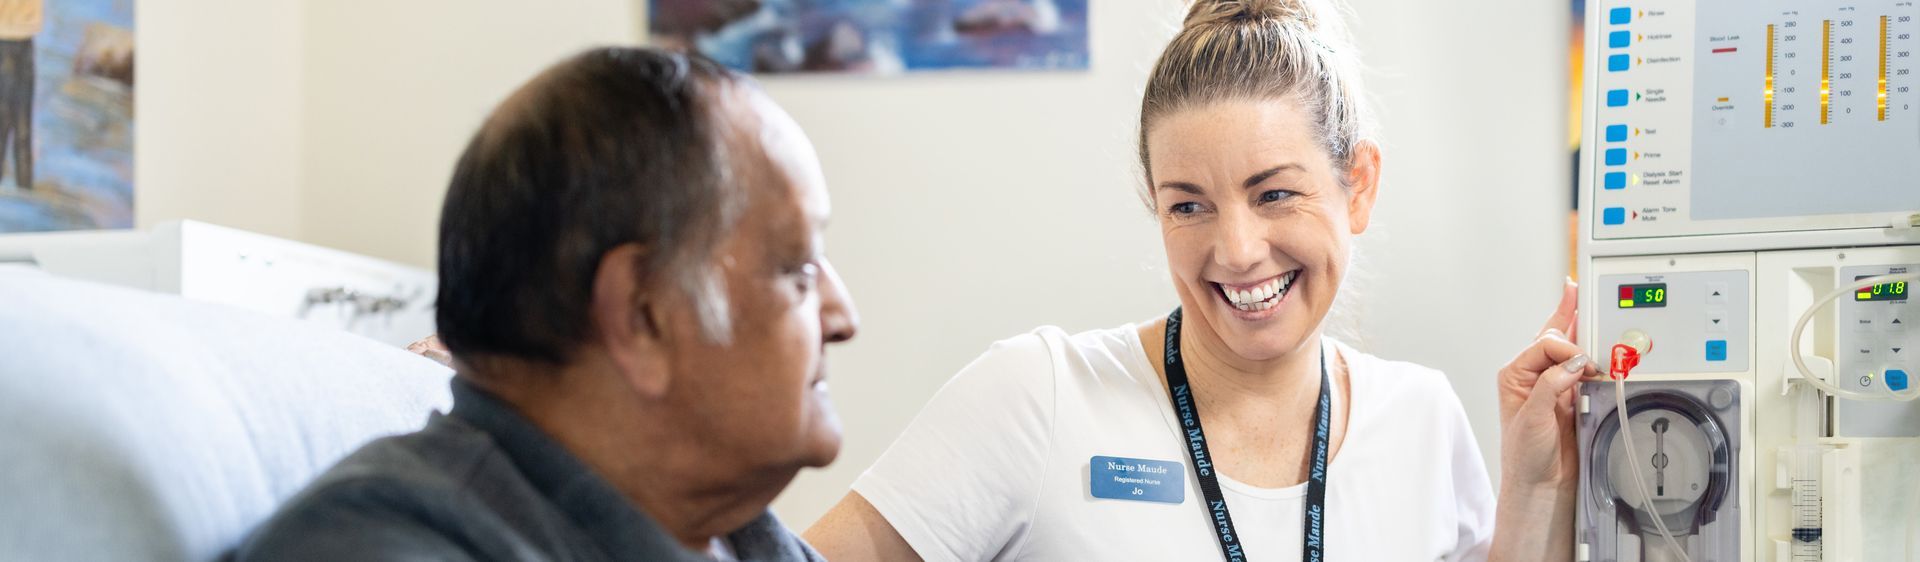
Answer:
[{"left": 1161, "top": 308, "right": 1330, "bottom": 562}]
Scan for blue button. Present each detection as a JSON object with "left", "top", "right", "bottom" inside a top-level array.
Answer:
[
  {"left": 1606, "top": 124, "right": 1629, "bottom": 142},
  {"left": 1610, "top": 31, "right": 1631, "bottom": 48},
  {"left": 1608, "top": 54, "right": 1631, "bottom": 72},
  {"left": 1603, "top": 207, "right": 1627, "bottom": 225},
  {"left": 1889, "top": 369, "right": 1910, "bottom": 392},
  {"left": 1610, "top": 7, "right": 1632, "bottom": 25},
  {"left": 1608, "top": 89, "right": 1631, "bottom": 107},
  {"left": 1605, "top": 148, "right": 1628, "bottom": 166},
  {"left": 1604, "top": 172, "right": 1627, "bottom": 190},
  {"left": 1706, "top": 340, "right": 1728, "bottom": 362}
]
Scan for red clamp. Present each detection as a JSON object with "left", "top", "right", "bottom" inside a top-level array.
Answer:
[{"left": 1609, "top": 343, "right": 1641, "bottom": 380}]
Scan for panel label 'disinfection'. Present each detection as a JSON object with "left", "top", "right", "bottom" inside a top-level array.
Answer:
[{"left": 1592, "top": 0, "right": 1920, "bottom": 239}]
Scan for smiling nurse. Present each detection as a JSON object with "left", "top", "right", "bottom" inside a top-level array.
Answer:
[{"left": 804, "top": 0, "right": 1596, "bottom": 560}]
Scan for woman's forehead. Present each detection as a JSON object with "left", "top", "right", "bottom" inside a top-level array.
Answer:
[{"left": 1148, "top": 100, "right": 1327, "bottom": 179}]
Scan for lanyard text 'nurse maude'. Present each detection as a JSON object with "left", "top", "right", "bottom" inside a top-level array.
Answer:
[{"left": 1161, "top": 308, "right": 1330, "bottom": 562}]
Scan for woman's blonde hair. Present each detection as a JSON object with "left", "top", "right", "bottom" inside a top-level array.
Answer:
[{"left": 1138, "top": 0, "right": 1373, "bottom": 193}]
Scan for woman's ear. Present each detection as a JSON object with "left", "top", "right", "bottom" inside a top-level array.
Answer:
[
  {"left": 591, "top": 244, "right": 673, "bottom": 398},
  {"left": 1344, "top": 140, "right": 1383, "bottom": 235}
]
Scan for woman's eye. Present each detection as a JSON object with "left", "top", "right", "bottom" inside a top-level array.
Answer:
[
  {"left": 1258, "top": 190, "right": 1295, "bottom": 203},
  {"left": 1169, "top": 202, "right": 1200, "bottom": 215}
]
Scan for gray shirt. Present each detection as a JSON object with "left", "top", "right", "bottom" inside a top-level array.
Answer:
[{"left": 230, "top": 378, "right": 824, "bottom": 562}]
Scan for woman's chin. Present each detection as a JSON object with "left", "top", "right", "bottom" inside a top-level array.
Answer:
[{"left": 1219, "top": 332, "right": 1306, "bottom": 363}]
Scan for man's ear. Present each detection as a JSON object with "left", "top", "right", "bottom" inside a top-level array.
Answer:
[
  {"left": 591, "top": 244, "right": 673, "bottom": 399},
  {"left": 1344, "top": 140, "right": 1383, "bottom": 235}
]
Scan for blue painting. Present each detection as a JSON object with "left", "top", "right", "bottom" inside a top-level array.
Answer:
[
  {"left": 651, "top": 0, "right": 1089, "bottom": 75},
  {"left": 0, "top": 0, "right": 133, "bottom": 233}
]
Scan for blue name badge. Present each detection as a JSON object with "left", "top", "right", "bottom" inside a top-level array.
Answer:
[{"left": 1090, "top": 456, "right": 1185, "bottom": 504}]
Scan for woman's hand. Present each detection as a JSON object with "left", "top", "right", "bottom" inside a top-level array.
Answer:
[
  {"left": 1489, "top": 279, "right": 1599, "bottom": 562},
  {"left": 406, "top": 334, "right": 454, "bottom": 368}
]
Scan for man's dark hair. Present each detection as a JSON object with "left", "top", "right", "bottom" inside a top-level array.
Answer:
[{"left": 436, "top": 47, "right": 746, "bottom": 365}]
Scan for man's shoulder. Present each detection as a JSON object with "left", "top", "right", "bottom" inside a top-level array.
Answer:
[
  {"left": 295, "top": 413, "right": 502, "bottom": 501},
  {"left": 230, "top": 416, "right": 522, "bottom": 561}
]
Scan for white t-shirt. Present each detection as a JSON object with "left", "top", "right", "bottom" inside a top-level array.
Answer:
[{"left": 854, "top": 324, "right": 1496, "bottom": 562}]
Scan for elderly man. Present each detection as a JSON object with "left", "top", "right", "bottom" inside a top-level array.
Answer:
[{"left": 234, "top": 47, "right": 858, "bottom": 561}]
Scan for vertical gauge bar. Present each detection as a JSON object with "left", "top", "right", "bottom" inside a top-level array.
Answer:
[
  {"left": 1823, "top": 19, "right": 1834, "bottom": 124},
  {"left": 1881, "top": 15, "right": 1890, "bottom": 121},
  {"left": 1768, "top": 24, "right": 1778, "bottom": 127}
]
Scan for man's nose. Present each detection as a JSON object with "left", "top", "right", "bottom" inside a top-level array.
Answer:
[{"left": 818, "top": 259, "right": 858, "bottom": 344}]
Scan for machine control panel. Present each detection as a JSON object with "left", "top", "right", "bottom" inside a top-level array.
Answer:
[
  {"left": 1597, "top": 270, "right": 1752, "bottom": 373},
  {"left": 1834, "top": 263, "right": 1920, "bottom": 438},
  {"left": 1591, "top": 0, "right": 1920, "bottom": 239},
  {"left": 1835, "top": 264, "right": 1916, "bottom": 394}
]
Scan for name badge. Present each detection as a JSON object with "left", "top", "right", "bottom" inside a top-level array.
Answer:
[{"left": 1089, "top": 455, "right": 1185, "bottom": 504}]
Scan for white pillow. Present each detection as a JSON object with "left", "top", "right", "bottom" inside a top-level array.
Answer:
[{"left": 0, "top": 266, "right": 453, "bottom": 561}]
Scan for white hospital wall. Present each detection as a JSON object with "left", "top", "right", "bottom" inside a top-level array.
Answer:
[
  {"left": 136, "top": 0, "right": 305, "bottom": 239},
  {"left": 1343, "top": 0, "right": 1570, "bottom": 491},
  {"left": 298, "top": 0, "right": 643, "bottom": 267},
  {"left": 146, "top": 0, "right": 1569, "bottom": 529}
]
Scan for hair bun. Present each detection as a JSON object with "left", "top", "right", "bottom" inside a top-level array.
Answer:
[{"left": 1183, "top": 0, "right": 1316, "bottom": 30}]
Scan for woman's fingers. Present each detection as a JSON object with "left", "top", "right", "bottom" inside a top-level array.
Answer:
[
  {"left": 407, "top": 334, "right": 454, "bottom": 367},
  {"left": 1514, "top": 331, "right": 1590, "bottom": 379},
  {"left": 1526, "top": 353, "right": 1593, "bottom": 408}
]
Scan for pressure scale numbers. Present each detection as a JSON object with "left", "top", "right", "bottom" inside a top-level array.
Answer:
[{"left": 1766, "top": 4, "right": 1918, "bottom": 128}]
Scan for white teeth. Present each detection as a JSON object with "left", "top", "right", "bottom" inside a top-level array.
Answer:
[{"left": 1222, "top": 271, "right": 1301, "bottom": 308}]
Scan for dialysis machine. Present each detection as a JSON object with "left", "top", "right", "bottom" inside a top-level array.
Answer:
[{"left": 1576, "top": 0, "right": 1920, "bottom": 561}]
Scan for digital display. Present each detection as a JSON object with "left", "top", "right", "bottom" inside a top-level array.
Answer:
[
  {"left": 1854, "top": 276, "right": 1910, "bottom": 302},
  {"left": 1618, "top": 283, "right": 1668, "bottom": 309}
]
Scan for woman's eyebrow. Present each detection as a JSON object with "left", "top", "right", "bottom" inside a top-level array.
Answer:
[
  {"left": 1155, "top": 181, "right": 1206, "bottom": 195},
  {"left": 1243, "top": 164, "right": 1304, "bottom": 189}
]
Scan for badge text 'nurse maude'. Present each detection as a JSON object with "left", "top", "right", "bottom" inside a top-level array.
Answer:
[{"left": 1089, "top": 456, "right": 1184, "bottom": 504}]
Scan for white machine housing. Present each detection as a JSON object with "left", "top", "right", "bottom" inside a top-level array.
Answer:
[{"left": 1577, "top": 0, "right": 1920, "bottom": 561}]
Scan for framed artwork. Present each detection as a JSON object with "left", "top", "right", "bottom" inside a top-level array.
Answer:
[
  {"left": 650, "top": 0, "right": 1090, "bottom": 75},
  {"left": 0, "top": 0, "right": 133, "bottom": 233}
]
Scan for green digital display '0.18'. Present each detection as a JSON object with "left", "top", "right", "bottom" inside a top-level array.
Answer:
[
  {"left": 1618, "top": 283, "right": 1668, "bottom": 308},
  {"left": 1855, "top": 276, "right": 1910, "bottom": 302}
]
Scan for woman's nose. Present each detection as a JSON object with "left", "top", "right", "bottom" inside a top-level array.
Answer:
[{"left": 1212, "top": 211, "right": 1266, "bottom": 273}]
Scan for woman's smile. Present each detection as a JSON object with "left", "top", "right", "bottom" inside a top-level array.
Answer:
[{"left": 1211, "top": 268, "right": 1302, "bottom": 321}]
